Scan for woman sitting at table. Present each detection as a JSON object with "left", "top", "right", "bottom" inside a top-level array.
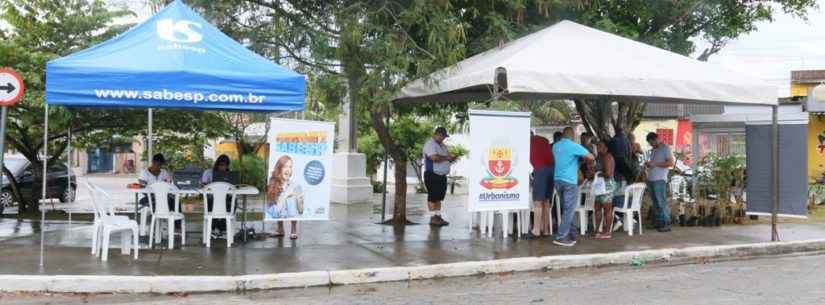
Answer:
[
  {"left": 137, "top": 153, "right": 176, "bottom": 232},
  {"left": 202, "top": 154, "right": 233, "bottom": 238},
  {"left": 266, "top": 155, "right": 304, "bottom": 240}
]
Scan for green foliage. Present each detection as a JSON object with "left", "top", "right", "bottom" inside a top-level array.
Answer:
[
  {"left": 449, "top": 144, "right": 469, "bottom": 161},
  {"left": 357, "top": 129, "right": 383, "bottom": 177},
  {"left": 696, "top": 153, "right": 746, "bottom": 203},
  {"left": 230, "top": 154, "right": 267, "bottom": 192},
  {"left": 484, "top": 100, "right": 573, "bottom": 126}
]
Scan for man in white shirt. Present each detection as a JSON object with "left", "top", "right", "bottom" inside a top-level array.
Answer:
[
  {"left": 139, "top": 153, "right": 171, "bottom": 186},
  {"left": 137, "top": 154, "right": 174, "bottom": 235},
  {"left": 423, "top": 127, "right": 455, "bottom": 226}
]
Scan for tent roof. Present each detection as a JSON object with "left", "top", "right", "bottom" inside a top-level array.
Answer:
[
  {"left": 394, "top": 20, "right": 777, "bottom": 106},
  {"left": 46, "top": 0, "right": 304, "bottom": 112}
]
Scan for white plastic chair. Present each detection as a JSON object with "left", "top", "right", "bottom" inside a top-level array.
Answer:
[
  {"left": 201, "top": 182, "right": 238, "bottom": 248},
  {"left": 574, "top": 182, "right": 596, "bottom": 235},
  {"left": 85, "top": 181, "right": 139, "bottom": 261},
  {"left": 147, "top": 182, "right": 185, "bottom": 249},
  {"left": 546, "top": 190, "right": 561, "bottom": 236},
  {"left": 612, "top": 182, "right": 646, "bottom": 236}
]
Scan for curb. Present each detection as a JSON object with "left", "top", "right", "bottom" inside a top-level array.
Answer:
[{"left": 3, "top": 238, "right": 825, "bottom": 293}]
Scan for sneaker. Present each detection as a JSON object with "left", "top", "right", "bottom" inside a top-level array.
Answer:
[
  {"left": 430, "top": 215, "right": 449, "bottom": 226},
  {"left": 553, "top": 238, "right": 576, "bottom": 247},
  {"left": 657, "top": 226, "right": 672, "bottom": 233}
]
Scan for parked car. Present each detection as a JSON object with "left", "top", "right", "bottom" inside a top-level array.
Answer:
[{"left": 0, "top": 156, "right": 76, "bottom": 214}]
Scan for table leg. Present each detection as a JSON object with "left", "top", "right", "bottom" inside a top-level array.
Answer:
[
  {"left": 242, "top": 195, "right": 248, "bottom": 242},
  {"left": 134, "top": 193, "right": 138, "bottom": 223}
]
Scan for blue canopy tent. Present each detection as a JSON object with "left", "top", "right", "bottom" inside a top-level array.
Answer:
[{"left": 39, "top": 0, "right": 305, "bottom": 265}]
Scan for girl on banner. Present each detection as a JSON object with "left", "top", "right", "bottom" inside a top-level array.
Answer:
[{"left": 267, "top": 155, "right": 304, "bottom": 240}]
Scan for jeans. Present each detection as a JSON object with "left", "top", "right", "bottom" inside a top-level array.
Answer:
[
  {"left": 554, "top": 181, "right": 579, "bottom": 240},
  {"left": 647, "top": 180, "right": 670, "bottom": 227}
]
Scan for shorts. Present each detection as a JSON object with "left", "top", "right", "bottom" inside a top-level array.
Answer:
[
  {"left": 532, "top": 165, "right": 554, "bottom": 201},
  {"left": 612, "top": 179, "right": 628, "bottom": 208},
  {"left": 595, "top": 179, "right": 617, "bottom": 204},
  {"left": 424, "top": 171, "right": 448, "bottom": 202}
]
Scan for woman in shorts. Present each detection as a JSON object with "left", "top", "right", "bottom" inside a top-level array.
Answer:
[{"left": 593, "top": 140, "right": 617, "bottom": 239}]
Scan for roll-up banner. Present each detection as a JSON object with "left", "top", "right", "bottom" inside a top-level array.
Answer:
[
  {"left": 265, "top": 118, "right": 335, "bottom": 221},
  {"left": 468, "top": 110, "right": 531, "bottom": 212}
]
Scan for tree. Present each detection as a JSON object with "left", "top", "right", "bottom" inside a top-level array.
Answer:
[
  {"left": 192, "top": 0, "right": 469, "bottom": 225},
  {"left": 0, "top": 0, "right": 232, "bottom": 212}
]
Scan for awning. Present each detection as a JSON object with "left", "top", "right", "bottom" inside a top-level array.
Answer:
[
  {"left": 46, "top": 0, "right": 305, "bottom": 112},
  {"left": 394, "top": 20, "right": 776, "bottom": 106}
]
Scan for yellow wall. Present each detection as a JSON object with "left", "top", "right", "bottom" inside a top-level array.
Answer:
[
  {"left": 791, "top": 81, "right": 820, "bottom": 182},
  {"left": 791, "top": 83, "right": 815, "bottom": 98},
  {"left": 215, "top": 142, "right": 269, "bottom": 160}
]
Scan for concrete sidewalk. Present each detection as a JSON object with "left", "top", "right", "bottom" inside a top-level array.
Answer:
[{"left": 2, "top": 186, "right": 824, "bottom": 277}]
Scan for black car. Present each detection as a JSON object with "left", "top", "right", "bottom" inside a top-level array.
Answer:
[{"left": 0, "top": 156, "right": 76, "bottom": 214}]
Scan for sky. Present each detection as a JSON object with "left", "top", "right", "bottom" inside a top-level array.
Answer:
[
  {"left": 106, "top": 0, "right": 825, "bottom": 98},
  {"left": 692, "top": 1, "right": 825, "bottom": 97}
]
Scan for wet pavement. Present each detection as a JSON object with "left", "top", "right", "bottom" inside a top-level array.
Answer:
[{"left": 1, "top": 184, "right": 824, "bottom": 276}]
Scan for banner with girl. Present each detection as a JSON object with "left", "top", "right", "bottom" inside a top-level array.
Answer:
[{"left": 265, "top": 118, "right": 335, "bottom": 221}]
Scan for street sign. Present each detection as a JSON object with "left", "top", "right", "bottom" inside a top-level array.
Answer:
[{"left": 0, "top": 68, "right": 25, "bottom": 107}]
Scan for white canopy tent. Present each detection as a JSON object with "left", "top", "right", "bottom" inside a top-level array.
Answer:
[
  {"left": 394, "top": 20, "right": 783, "bottom": 240},
  {"left": 394, "top": 20, "right": 775, "bottom": 106}
]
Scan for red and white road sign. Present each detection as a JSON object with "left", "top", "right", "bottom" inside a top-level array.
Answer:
[{"left": 0, "top": 68, "right": 25, "bottom": 107}]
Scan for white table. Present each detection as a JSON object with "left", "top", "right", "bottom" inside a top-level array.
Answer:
[{"left": 126, "top": 186, "right": 260, "bottom": 243}]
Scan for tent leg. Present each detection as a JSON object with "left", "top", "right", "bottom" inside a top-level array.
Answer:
[
  {"left": 381, "top": 113, "right": 389, "bottom": 222},
  {"left": 771, "top": 105, "right": 779, "bottom": 241},
  {"left": 148, "top": 108, "right": 153, "bottom": 160},
  {"left": 40, "top": 104, "right": 49, "bottom": 267}
]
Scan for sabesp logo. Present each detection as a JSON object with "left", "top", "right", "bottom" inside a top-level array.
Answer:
[{"left": 157, "top": 19, "right": 203, "bottom": 43}]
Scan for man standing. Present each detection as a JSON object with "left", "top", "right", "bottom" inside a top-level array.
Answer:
[
  {"left": 423, "top": 127, "right": 455, "bottom": 226},
  {"left": 529, "top": 131, "right": 554, "bottom": 238},
  {"left": 645, "top": 132, "right": 674, "bottom": 232},
  {"left": 552, "top": 127, "right": 595, "bottom": 246}
]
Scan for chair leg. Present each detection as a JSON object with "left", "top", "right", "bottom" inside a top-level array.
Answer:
[
  {"left": 91, "top": 223, "right": 99, "bottom": 255},
  {"left": 202, "top": 217, "right": 208, "bottom": 245},
  {"left": 637, "top": 211, "right": 643, "bottom": 235},
  {"left": 181, "top": 219, "right": 186, "bottom": 246},
  {"left": 101, "top": 228, "right": 110, "bottom": 262},
  {"left": 121, "top": 231, "right": 129, "bottom": 255},
  {"left": 132, "top": 228, "right": 139, "bottom": 259},
  {"left": 625, "top": 213, "right": 633, "bottom": 236},
  {"left": 579, "top": 211, "right": 586, "bottom": 235},
  {"left": 502, "top": 212, "right": 509, "bottom": 239},
  {"left": 168, "top": 219, "right": 174, "bottom": 250},
  {"left": 205, "top": 217, "right": 212, "bottom": 248},
  {"left": 140, "top": 208, "right": 149, "bottom": 236},
  {"left": 226, "top": 218, "right": 233, "bottom": 248},
  {"left": 149, "top": 218, "right": 156, "bottom": 248}
]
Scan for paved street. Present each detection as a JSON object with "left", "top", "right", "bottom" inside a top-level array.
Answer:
[{"left": 5, "top": 253, "right": 825, "bottom": 305}]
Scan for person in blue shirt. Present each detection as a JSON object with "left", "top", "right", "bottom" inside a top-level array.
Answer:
[{"left": 552, "top": 127, "right": 595, "bottom": 247}]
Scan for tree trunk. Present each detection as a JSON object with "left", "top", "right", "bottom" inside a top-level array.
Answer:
[
  {"left": 391, "top": 157, "right": 408, "bottom": 224},
  {"left": 367, "top": 105, "right": 411, "bottom": 225},
  {"left": 575, "top": 99, "right": 647, "bottom": 140}
]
